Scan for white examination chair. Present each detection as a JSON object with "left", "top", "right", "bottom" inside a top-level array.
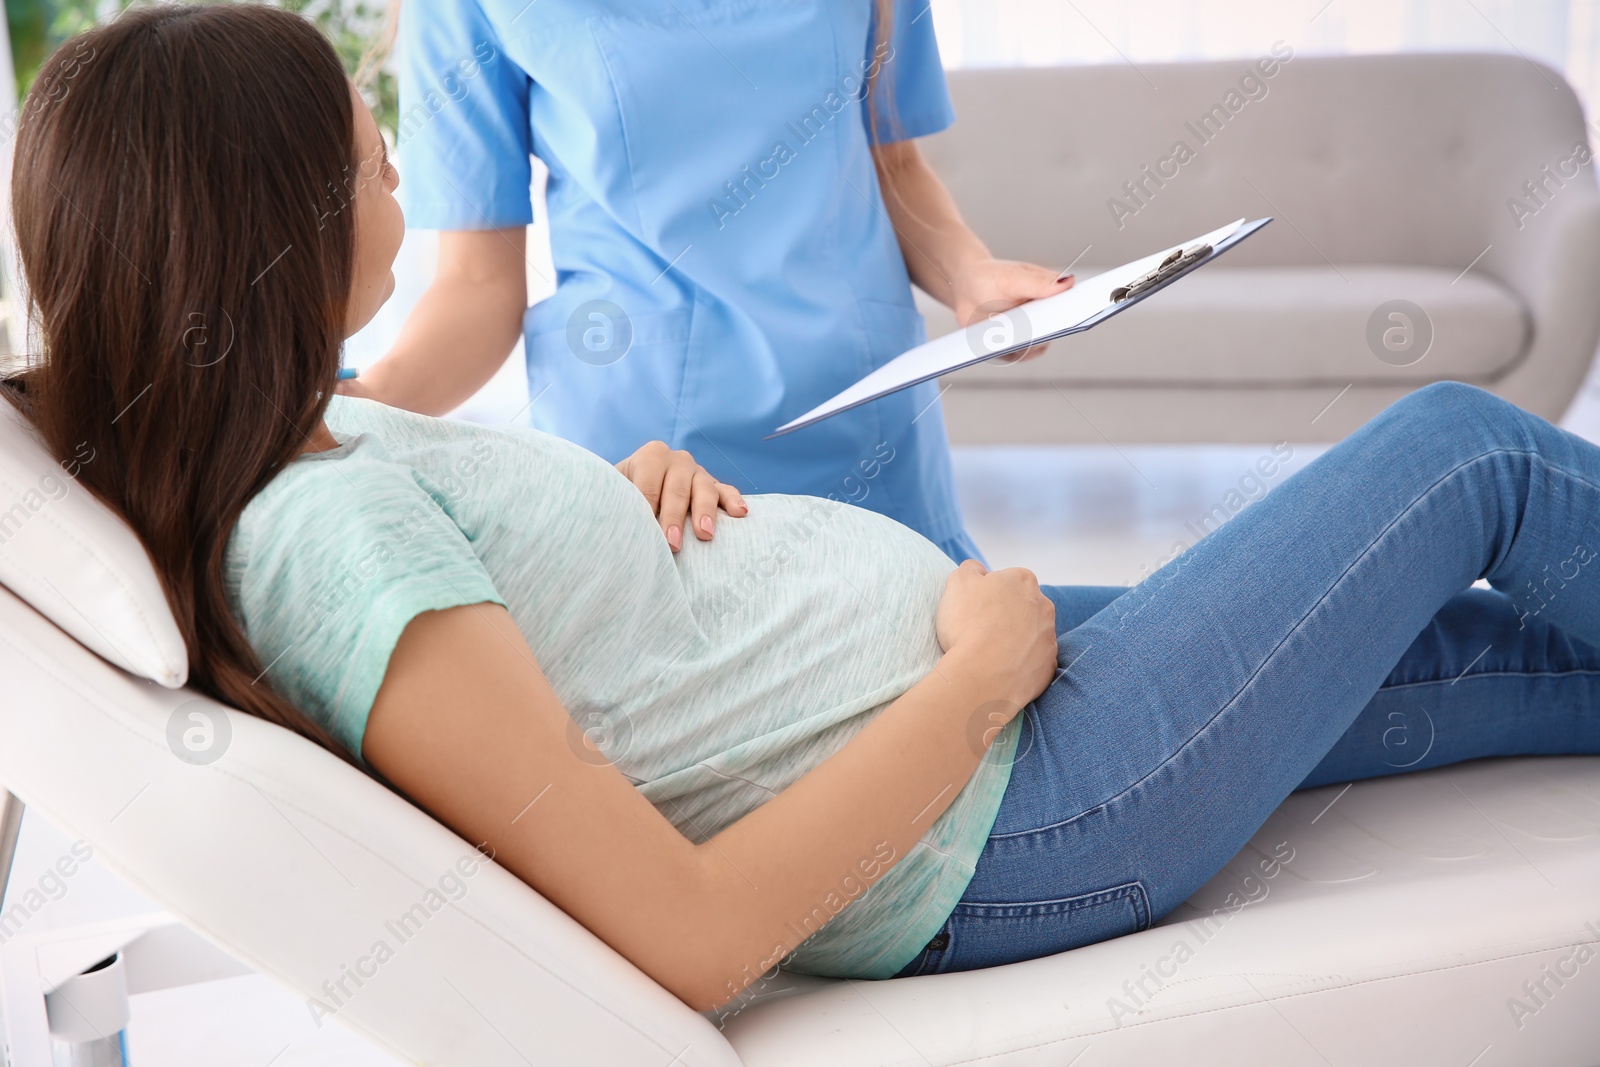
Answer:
[{"left": 2, "top": 401, "right": 1600, "bottom": 1065}]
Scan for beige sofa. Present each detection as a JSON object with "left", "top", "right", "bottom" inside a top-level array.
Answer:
[{"left": 917, "top": 52, "right": 1600, "bottom": 443}]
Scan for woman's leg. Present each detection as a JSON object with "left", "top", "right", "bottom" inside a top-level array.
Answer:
[
  {"left": 895, "top": 382, "right": 1600, "bottom": 976},
  {"left": 1042, "top": 584, "right": 1600, "bottom": 788},
  {"left": 1042, "top": 585, "right": 1127, "bottom": 630},
  {"left": 1299, "top": 586, "right": 1600, "bottom": 786}
]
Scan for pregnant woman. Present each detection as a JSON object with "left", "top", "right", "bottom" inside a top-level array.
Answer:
[{"left": 9, "top": 6, "right": 1600, "bottom": 1012}]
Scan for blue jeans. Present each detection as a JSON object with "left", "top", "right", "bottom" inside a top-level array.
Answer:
[{"left": 892, "top": 383, "right": 1600, "bottom": 978}]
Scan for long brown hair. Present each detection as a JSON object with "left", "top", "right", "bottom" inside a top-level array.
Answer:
[{"left": 5, "top": 4, "right": 359, "bottom": 761}]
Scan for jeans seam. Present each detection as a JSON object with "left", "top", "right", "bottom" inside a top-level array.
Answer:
[
  {"left": 988, "top": 446, "right": 1555, "bottom": 840},
  {"left": 908, "top": 882, "right": 1150, "bottom": 977},
  {"left": 1378, "top": 667, "right": 1600, "bottom": 691},
  {"left": 953, "top": 880, "right": 1148, "bottom": 918}
]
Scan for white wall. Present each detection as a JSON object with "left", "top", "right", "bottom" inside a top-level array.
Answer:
[
  {"left": 931, "top": 0, "right": 1586, "bottom": 112},
  {"left": 928, "top": 0, "right": 1600, "bottom": 159}
]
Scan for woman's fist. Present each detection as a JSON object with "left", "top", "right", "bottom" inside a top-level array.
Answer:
[{"left": 935, "top": 560, "right": 1058, "bottom": 708}]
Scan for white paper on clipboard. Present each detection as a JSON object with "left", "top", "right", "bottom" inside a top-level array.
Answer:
[{"left": 769, "top": 217, "right": 1272, "bottom": 437}]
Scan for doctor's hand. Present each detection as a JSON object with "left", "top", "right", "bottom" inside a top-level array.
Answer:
[
  {"left": 952, "top": 258, "right": 1075, "bottom": 364},
  {"left": 616, "top": 441, "right": 749, "bottom": 553}
]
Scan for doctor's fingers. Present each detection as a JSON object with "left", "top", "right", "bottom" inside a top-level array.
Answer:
[
  {"left": 1000, "top": 339, "right": 1053, "bottom": 365},
  {"left": 1013, "top": 261, "right": 1075, "bottom": 298},
  {"left": 619, "top": 449, "right": 669, "bottom": 511},
  {"left": 657, "top": 460, "right": 700, "bottom": 551},
  {"left": 690, "top": 471, "right": 723, "bottom": 541},
  {"left": 716, "top": 482, "right": 749, "bottom": 517}
]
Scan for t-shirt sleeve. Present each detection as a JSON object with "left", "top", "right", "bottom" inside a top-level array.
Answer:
[
  {"left": 229, "top": 457, "right": 505, "bottom": 764},
  {"left": 396, "top": 0, "right": 535, "bottom": 229},
  {"left": 863, "top": 2, "right": 955, "bottom": 143}
]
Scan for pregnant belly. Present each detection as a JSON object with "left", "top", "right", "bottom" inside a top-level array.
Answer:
[{"left": 641, "top": 493, "right": 953, "bottom": 746}]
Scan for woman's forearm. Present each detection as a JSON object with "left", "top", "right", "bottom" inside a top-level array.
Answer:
[
  {"left": 368, "top": 609, "right": 1018, "bottom": 1014},
  {"left": 873, "top": 139, "right": 989, "bottom": 310},
  {"left": 367, "top": 573, "right": 1053, "bottom": 1014},
  {"left": 687, "top": 646, "right": 1018, "bottom": 1006},
  {"left": 355, "top": 228, "right": 527, "bottom": 415}
]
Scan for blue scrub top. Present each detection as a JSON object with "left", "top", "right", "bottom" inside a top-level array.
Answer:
[{"left": 397, "top": 0, "right": 980, "bottom": 561}]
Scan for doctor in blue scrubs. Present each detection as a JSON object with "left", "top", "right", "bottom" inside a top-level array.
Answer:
[{"left": 351, "top": 0, "right": 1072, "bottom": 563}]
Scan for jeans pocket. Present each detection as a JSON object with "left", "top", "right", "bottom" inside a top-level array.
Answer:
[
  {"left": 890, "top": 919, "right": 955, "bottom": 979},
  {"left": 931, "top": 881, "right": 1152, "bottom": 974}
]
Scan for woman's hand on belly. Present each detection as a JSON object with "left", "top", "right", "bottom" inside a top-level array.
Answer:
[
  {"left": 935, "top": 559, "right": 1059, "bottom": 710},
  {"left": 616, "top": 440, "right": 748, "bottom": 552}
]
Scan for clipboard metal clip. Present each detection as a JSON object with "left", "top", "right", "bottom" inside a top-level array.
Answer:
[{"left": 1111, "top": 241, "right": 1213, "bottom": 302}]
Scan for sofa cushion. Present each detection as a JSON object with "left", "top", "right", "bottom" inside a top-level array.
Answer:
[
  {"left": 922, "top": 55, "right": 1589, "bottom": 276},
  {"left": 923, "top": 266, "right": 1529, "bottom": 387}
]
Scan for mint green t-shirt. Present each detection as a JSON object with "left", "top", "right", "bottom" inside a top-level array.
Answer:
[{"left": 224, "top": 396, "right": 1019, "bottom": 979}]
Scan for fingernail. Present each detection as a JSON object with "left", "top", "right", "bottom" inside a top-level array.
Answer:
[
  {"left": 668, "top": 525, "right": 681, "bottom": 550},
  {"left": 699, "top": 515, "right": 714, "bottom": 535}
]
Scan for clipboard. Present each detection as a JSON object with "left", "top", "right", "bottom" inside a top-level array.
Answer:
[{"left": 769, "top": 217, "right": 1273, "bottom": 438}]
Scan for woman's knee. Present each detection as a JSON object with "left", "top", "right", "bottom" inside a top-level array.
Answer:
[
  {"left": 1392, "top": 381, "right": 1521, "bottom": 434},
  {"left": 1378, "top": 381, "right": 1532, "bottom": 458}
]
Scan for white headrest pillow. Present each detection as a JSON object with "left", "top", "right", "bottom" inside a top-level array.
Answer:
[{"left": 0, "top": 397, "right": 188, "bottom": 686}]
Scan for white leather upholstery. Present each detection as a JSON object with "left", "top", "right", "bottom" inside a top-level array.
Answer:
[
  {"left": 5, "top": 569, "right": 1599, "bottom": 1063},
  {"left": 0, "top": 584, "right": 739, "bottom": 1067},
  {"left": 918, "top": 53, "right": 1600, "bottom": 443},
  {"left": 0, "top": 401, "right": 187, "bottom": 687},
  {"left": 725, "top": 760, "right": 1600, "bottom": 1065}
]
